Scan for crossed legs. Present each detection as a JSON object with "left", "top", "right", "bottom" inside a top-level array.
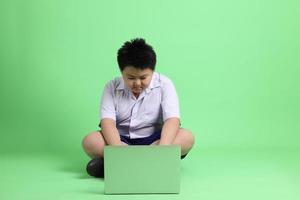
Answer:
[{"left": 82, "top": 128, "right": 195, "bottom": 159}]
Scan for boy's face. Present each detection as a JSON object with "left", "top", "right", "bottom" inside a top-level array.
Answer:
[{"left": 122, "top": 66, "right": 153, "bottom": 96}]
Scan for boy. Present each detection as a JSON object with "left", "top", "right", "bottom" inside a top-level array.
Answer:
[{"left": 82, "top": 38, "right": 195, "bottom": 178}]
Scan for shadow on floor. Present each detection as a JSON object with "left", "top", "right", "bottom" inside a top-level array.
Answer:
[{"left": 55, "top": 155, "right": 103, "bottom": 180}]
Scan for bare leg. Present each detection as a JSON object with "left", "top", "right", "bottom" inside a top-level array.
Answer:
[
  {"left": 173, "top": 128, "right": 195, "bottom": 155},
  {"left": 151, "top": 128, "right": 195, "bottom": 155},
  {"left": 82, "top": 130, "right": 128, "bottom": 159},
  {"left": 81, "top": 130, "right": 107, "bottom": 159}
]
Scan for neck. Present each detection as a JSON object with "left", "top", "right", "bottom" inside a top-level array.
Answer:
[{"left": 133, "top": 92, "right": 140, "bottom": 99}]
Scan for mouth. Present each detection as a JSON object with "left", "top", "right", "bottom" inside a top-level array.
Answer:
[{"left": 132, "top": 87, "right": 143, "bottom": 92}]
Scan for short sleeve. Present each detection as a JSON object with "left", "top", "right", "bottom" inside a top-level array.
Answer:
[
  {"left": 161, "top": 78, "right": 180, "bottom": 121},
  {"left": 99, "top": 81, "right": 116, "bottom": 121}
]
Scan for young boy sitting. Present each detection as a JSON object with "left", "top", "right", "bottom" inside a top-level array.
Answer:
[{"left": 82, "top": 38, "right": 195, "bottom": 178}]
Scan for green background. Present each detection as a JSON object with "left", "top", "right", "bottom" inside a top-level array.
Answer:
[{"left": 0, "top": 0, "right": 299, "bottom": 199}]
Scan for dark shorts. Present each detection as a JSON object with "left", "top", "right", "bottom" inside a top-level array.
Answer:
[{"left": 120, "top": 130, "right": 161, "bottom": 145}]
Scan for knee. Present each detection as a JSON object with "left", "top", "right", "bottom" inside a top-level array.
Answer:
[
  {"left": 181, "top": 129, "right": 195, "bottom": 150},
  {"left": 81, "top": 131, "right": 105, "bottom": 153}
]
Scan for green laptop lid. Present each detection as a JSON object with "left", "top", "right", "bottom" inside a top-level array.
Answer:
[{"left": 104, "top": 145, "right": 181, "bottom": 194}]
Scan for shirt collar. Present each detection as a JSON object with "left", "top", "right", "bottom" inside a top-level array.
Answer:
[
  {"left": 145, "top": 72, "right": 161, "bottom": 93},
  {"left": 116, "top": 78, "right": 125, "bottom": 90}
]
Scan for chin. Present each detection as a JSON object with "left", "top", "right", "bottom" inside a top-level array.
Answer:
[{"left": 132, "top": 88, "right": 142, "bottom": 92}]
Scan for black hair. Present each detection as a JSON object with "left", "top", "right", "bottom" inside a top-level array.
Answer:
[{"left": 117, "top": 38, "right": 156, "bottom": 71}]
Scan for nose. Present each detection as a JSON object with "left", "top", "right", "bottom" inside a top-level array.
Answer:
[{"left": 134, "top": 79, "right": 141, "bottom": 86}]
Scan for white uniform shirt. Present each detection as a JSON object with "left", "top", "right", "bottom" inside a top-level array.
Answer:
[{"left": 100, "top": 72, "right": 180, "bottom": 139}]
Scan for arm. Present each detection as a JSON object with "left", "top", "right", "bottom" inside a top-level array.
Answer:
[
  {"left": 99, "top": 81, "right": 126, "bottom": 145},
  {"left": 100, "top": 118, "right": 124, "bottom": 145},
  {"left": 159, "top": 117, "right": 180, "bottom": 145}
]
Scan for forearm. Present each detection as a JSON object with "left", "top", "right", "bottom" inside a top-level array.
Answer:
[
  {"left": 101, "top": 118, "right": 123, "bottom": 145},
  {"left": 159, "top": 118, "right": 180, "bottom": 145}
]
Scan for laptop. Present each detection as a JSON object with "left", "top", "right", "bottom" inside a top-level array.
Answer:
[{"left": 104, "top": 145, "right": 181, "bottom": 194}]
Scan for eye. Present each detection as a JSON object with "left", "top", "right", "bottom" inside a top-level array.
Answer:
[{"left": 128, "top": 78, "right": 135, "bottom": 80}]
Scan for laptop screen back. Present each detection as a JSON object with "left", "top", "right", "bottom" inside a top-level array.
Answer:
[{"left": 104, "top": 145, "right": 181, "bottom": 194}]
